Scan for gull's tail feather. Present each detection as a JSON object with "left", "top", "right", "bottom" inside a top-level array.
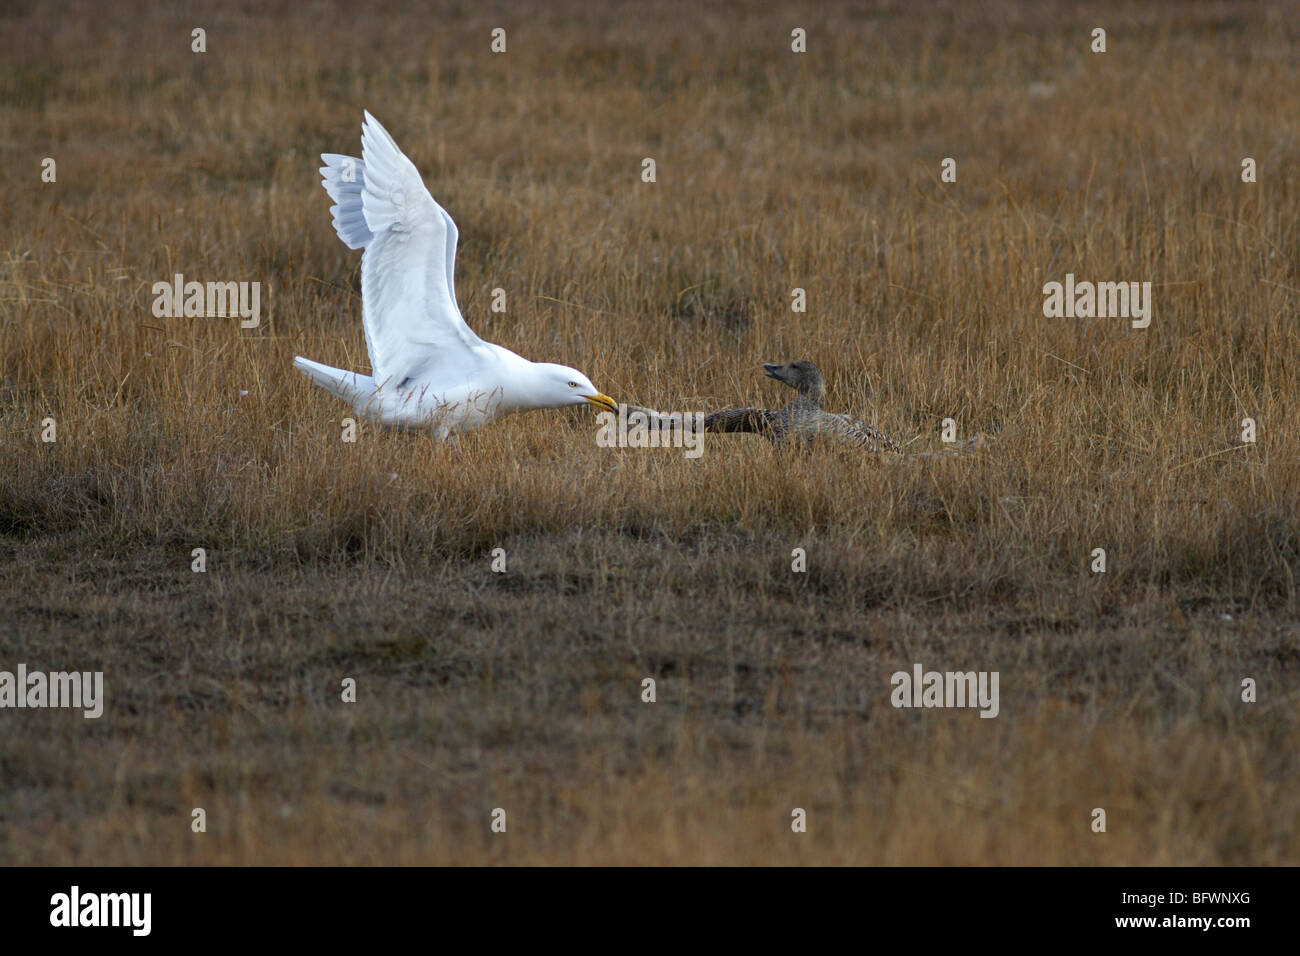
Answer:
[
  {"left": 293, "top": 356, "right": 376, "bottom": 404},
  {"left": 319, "top": 153, "right": 372, "bottom": 249}
]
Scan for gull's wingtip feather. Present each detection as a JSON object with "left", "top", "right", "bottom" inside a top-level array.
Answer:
[{"left": 362, "top": 109, "right": 385, "bottom": 137}]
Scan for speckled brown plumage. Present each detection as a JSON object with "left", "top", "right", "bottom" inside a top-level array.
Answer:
[{"left": 703, "top": 361, "right": 902, "bottom": 452}]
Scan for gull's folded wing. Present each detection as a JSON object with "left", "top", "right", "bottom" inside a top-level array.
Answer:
[{"left": 320, "top": 111, "right": 484, "bottom": 388}]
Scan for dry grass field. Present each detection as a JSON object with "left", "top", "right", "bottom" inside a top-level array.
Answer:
[{"left": 2, "top": 0, "right": 1298, "bottom": 865}]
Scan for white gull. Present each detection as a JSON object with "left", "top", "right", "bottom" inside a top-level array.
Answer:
[{"left": 294, "top": 111, "right": 617, "bottom": 440}]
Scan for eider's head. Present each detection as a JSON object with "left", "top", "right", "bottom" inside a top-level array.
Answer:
[{"left": 763, "top": 360, "right": 825, "bottom": 400}]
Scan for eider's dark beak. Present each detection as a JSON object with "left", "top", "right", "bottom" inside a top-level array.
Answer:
[{"left": 763, "top": 363, "right": 783, "bottom": 379}]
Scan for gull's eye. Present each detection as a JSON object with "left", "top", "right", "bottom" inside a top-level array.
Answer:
[{"left": 567, "top": 381, "right": 578, "bottom": 388}]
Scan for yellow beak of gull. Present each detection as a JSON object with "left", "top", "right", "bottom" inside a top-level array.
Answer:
[{"left": 583, "top": 393, "right": 618, "bottom": 413}]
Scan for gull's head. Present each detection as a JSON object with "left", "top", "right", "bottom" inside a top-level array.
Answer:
[{"left": 534, "top": 363, "right": 617, "bottom": 413}]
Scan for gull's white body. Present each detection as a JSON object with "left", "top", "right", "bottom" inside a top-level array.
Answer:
[{"left": 295, "top": 112, "right": 614, "bottom": 439}]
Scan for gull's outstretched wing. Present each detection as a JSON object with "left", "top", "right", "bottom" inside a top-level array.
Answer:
[{"left": 320, "top": 111, "right": 482, "bottom": 387}]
